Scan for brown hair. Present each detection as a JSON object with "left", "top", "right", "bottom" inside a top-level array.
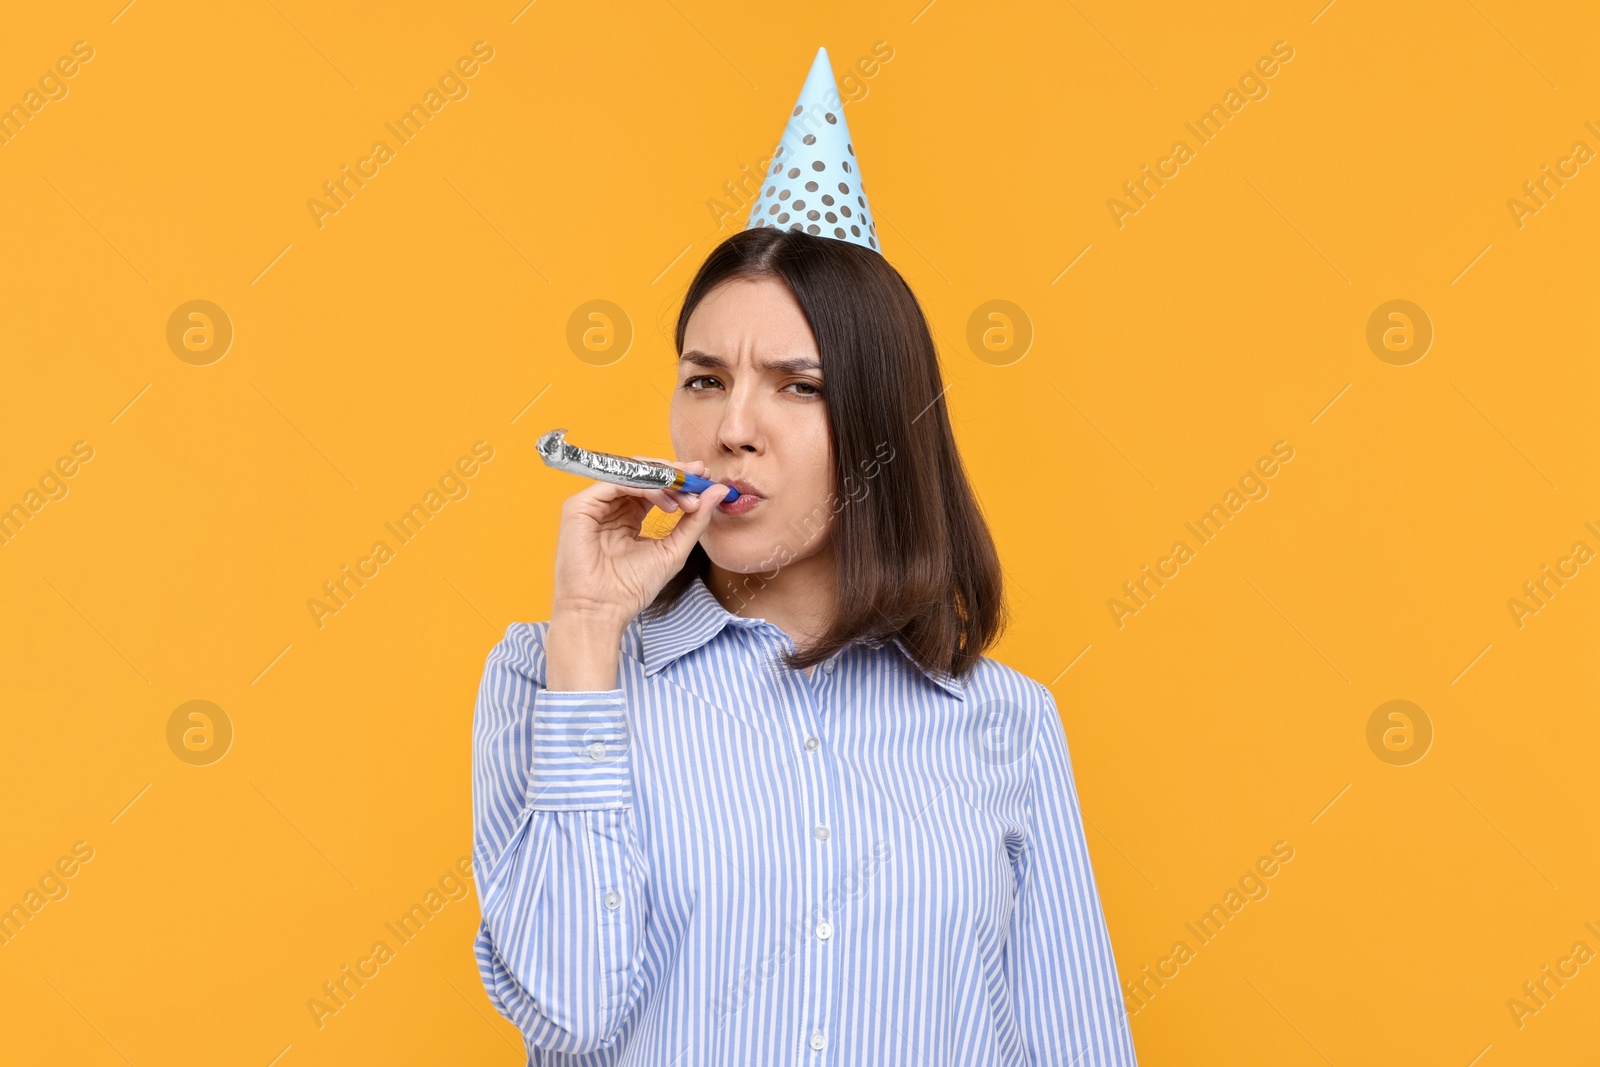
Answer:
[{"left": 647, "top": 226, "right": 1007, "bottom": 679}]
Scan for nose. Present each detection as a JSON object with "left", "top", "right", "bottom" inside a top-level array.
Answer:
[{"left": 716, "top": 380, "right": 763, "bottom": 455}]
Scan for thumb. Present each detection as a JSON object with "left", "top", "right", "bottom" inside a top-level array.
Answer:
[{"left": 661, "top": 484, "right": 728, "bottom": 560}]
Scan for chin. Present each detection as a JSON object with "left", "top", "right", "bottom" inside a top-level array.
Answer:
[
  {"left": 701, "top": 526, "right": 783, "bottom": 576},
  {"left": 704, "top": 509, "right": 824, "bottom": 574}
]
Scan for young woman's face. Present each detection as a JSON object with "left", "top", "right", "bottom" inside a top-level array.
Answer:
[{"left": 671, "top": 275, "right": 836, "bottom": 575}]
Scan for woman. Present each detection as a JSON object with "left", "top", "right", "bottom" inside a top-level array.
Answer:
[{"left": 470, "top": 225, "right": 1137, "bottom": 1065}]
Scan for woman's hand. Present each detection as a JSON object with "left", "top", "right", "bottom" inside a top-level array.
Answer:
[{"left": 546, "top": 457, "right": 729, "bottom": 690}]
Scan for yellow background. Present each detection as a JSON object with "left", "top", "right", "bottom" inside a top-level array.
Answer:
[{"left": 2, "top": 1, "right": 1596, "bottom": 1063}]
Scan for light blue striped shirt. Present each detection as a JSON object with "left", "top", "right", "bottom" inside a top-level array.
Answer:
[{"left": 471, "top": 574, "right": 1137, "bottom": 1065}]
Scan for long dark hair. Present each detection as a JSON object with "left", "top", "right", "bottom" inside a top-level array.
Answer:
[{"left": 647, "top": 226, "right": 1006, "bottom": 679}]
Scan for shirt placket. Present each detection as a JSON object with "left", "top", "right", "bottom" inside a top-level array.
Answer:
[{"left": 768, "top": 631, "right": 838, "bottom": 1065}]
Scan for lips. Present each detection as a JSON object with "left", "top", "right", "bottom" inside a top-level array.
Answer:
[
  {"left": 715, "top": 477, "right": 765, "bottom": 516},
  {"left": 720, "top": 478, "right": 766, "bottom": 500}
]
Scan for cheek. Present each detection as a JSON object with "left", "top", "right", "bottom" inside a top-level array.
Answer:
[
  {"left": 780, "top": 418, "right": 834, "bottom": 506},
  {"left": 774, "top": 434, "right": 838, "bottom": 537},
  {"left": 791, "top": 406, "right": 834, "bottom": 476}
]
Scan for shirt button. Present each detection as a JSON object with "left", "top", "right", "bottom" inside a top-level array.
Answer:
[
  {"left": 816, "top": 921, "right": 833, "bottom": 940},
  {"left": 604, "top": 890, "right": 622, "bottom": 910},
  {"left": 813, "top": 825, "right": 829, "bottom": 841},
  {"left": 804, "top": 736, "right": 820, "bottom": 751},
  {"left": 822, "top": 660, "right": 835, "bottom": 674},
  {"left": 809, "top": 1030, "right": 826, "bottom": 1051},
  {"left": 587, "top": 742, "right": 607, "bottom": 760}
]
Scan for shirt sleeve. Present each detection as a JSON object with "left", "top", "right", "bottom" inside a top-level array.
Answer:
[
  {"left": 1006, "top": 682, "right": 1139, "bottom": 1066},
  {"left": 470, "top": 622, "right": 648, "bottom": 1055}
]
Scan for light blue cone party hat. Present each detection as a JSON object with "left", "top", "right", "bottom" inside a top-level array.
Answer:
[{"left": 744, "top": 47, "right": 880, "bottom": 254}]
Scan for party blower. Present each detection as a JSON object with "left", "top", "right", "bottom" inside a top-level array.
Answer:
[{"left": 536, "top": 428, "right": 741, "bottom": 502}]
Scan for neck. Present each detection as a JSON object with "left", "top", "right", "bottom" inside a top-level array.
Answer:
[{"left": 707, "top": 543, "right": 838, "bottom": 654}]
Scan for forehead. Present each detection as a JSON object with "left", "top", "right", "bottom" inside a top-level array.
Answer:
[{"left": 682, "top": 276, "right": 819, "bottom": 366}]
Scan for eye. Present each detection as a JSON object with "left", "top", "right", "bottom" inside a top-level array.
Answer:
[
  {"left": 784, "top": 380, "right": 824, "bottom": 397},
  {"left": 682, "top": 375, "right": 722, "bottom": 391}
]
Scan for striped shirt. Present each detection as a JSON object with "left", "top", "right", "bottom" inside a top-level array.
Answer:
[{"left": 471, "top": 574, "right": 1138, "bottom": 1065}]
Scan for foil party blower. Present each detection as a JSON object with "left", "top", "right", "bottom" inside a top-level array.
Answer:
[{"left": 536, "top": 428, "right": 740, "bottom": 502}]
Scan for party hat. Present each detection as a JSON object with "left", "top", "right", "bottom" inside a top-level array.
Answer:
[{"left": 745, "top": 47, "right": 880, "bottom": 254}]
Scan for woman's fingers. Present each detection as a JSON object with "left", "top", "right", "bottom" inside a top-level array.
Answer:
[
  {"left": 578, "top": 476, "right": 687, "bottom": 517},
  {"left": 663, "top": 483, "right": 728, "bottom": 558},
  {"left": 573, "top": 479, "right": 662, "bottom": 524}
]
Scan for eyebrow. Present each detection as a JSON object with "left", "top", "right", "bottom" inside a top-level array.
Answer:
[{"left": 679, "top": 350, "right": 822, "bottom": 374}]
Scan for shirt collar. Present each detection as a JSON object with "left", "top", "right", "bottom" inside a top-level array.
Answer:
[{"left": 639, "top": 574, "right": 966, "bottom": 701}]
